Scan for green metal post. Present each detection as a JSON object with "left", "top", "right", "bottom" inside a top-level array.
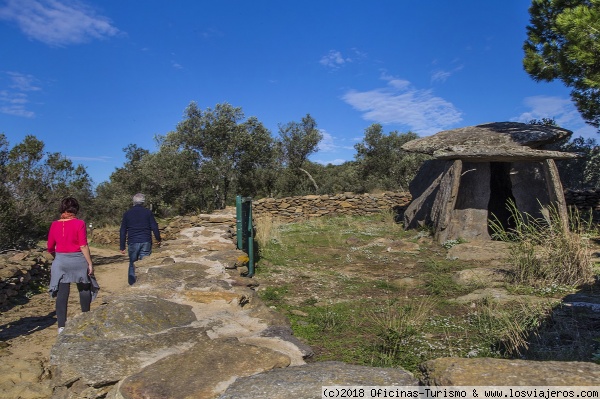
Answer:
[
  {"left": 235, "top": 195, "right": 254, "bottom": 277},
  {"left": 246, "top": 197, "right": 255, "bottom": 277},
  {"left": 236, "top": 195, "right": 243, "bottom": 250}
]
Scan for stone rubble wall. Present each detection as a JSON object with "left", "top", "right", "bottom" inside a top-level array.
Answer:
[
  {"left": 253, "top": 192, "right": 412, "bottom": 222},
  {"left": 564, "top": 188, "right": 600, "bottom": 211},
  {"left": 0, "top": 250, "right": 52, "bottom": 309}
]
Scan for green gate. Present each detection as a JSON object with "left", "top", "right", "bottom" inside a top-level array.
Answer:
[{"left": 235, "top": 195, "right": 255, "bottom": 277}]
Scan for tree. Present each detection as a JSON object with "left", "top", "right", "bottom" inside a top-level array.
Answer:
[
  {"left": 276, "top": 114, "right": 323, "bottom": 194},
  {"left": 164, "top": 102, "right": 278, "bottom": 209},
  {"left": 556, "top": 136, "right": 600, "bottom": 189},
  {"left": 354, "top": 124, "right": 429, "bottom": 192},
  {"left": 91, "top": 144, "right": 152, "bottom": 225},
  {"left": 0, "top": 134, "right": 94, "bottom": 250},
  {"left": 526, "top": 118, "right": 600, "bottom": 188},
  {"left": 523, "top": 0, "right": 600, "bottom": 130},
  {"left": 137, "top": 141, "right": 206, "bottom": 216}
]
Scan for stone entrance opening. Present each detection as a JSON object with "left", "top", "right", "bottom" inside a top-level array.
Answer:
[{"left": 488, "top": 162, "right": 516, "bottom": 232}]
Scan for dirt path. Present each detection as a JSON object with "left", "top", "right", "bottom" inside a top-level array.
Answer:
[{"left": 0, "top": 246, "right": 131, "bottom": 399}]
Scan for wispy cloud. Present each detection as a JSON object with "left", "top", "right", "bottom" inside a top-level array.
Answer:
[
  {"left": 342, "top": 73, "right": 463, "bottom": 136},
  {"left": 319, "top": 50, "right": 351, "bottom": 70},
  {"left": 431, "top": 70, "right": 452, "bottom": 83},
  {"left": 7, "top": 71, "right": 41, "bottom": 91},
  {"left": 317, "top": 130, "right": 338, "bottom": 152},
  {"left": 0, "top": 71, "right": 41, "bottom": 118},
  {"left": 513, "top": 95, "right": 597, "bottom": 139},
  {"left": 195, "top": 27, "right": 224, "bottom": 40},
  {"left": 313, "top": 158, "right": 346, "bottom": 166},
  {"left": 0, "top": 0, "right": 120, "bottom": 47},
  {"left": 67, "top": 155, "right": 111, "bottom": 162}
]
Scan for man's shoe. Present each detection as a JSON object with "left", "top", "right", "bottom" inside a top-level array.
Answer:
[{"left": 128, "top": 274, "right": 136, "bottom": 285}]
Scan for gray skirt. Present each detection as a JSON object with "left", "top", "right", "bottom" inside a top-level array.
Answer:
[{"left": 48, "top": 252, "right": 91, "bottom": 298}]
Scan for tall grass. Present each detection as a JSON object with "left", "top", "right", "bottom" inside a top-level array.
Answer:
[
  {"left": 490, "top": 200, "right": 594, "bottom": 287},
  {"left": 254, "top": 215, "right": 283, "bottom": 249},
  {"left": 471, "top": 299, "right": 553, "bottom": 357},
  {"left": 367, "top": 297, "right": 437, "bottom": 369}
]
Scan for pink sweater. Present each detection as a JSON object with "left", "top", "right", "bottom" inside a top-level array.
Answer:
[{"left": 47, "top": 219, "right": 88, "bottom": 254}]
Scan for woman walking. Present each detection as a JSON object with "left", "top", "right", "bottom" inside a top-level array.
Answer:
[{"left": 47, "top": 197, "right": 96, "bottom": 334}]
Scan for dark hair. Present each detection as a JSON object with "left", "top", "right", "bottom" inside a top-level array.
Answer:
[{"left": 59, "top": 197, "right": 80, "bottom": 214}]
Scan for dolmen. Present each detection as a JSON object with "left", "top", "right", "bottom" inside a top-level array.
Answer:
[{"left": 401, "top": 122, "right": 577, "bottom": 244}]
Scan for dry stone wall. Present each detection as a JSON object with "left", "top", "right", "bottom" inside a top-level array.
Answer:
[
  {"left": 0, "top": 249, "right": 51, "bottom": 309},
  {"left": 253, "top": 192, "right": 412, "bottom": 222},
  {"left": 564, "top": 188, "right": 600, "bottom": 212},
  {"left": 253, "top": 189, "right": 600, "bottom": 223}
]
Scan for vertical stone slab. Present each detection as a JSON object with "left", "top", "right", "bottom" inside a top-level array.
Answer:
[
  {"left": 431, "top": 159, "right": 462, "bottom": 243},
  {"left": 445, "top": 162, "right": 491, "bottom": 241},
  {"left": 403, "top": 160, "right": 451, "bottom": 229},
  {"left": 543, "top": 158, "right": 569, "bottom": 228},
  {"left": 510, "top": 161, "right": 551, "bottom": 220}
]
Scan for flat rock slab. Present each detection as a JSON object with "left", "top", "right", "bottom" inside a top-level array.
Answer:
[
  {"left": 401, "top": 122, "right": 573, "bottom": 155},
  {"left": 446, "top": 241, "right": 511, "bottom": 262},
  {"left": 452, "top": 268, "right": 509, "bottom": 287},
  {"left": 118, "top": 338, "right": 290, "bottom": 399},
  {"left": 51, "top": 326, "right": 208, "bottom": 387},
  {"left": 451, "top": 288, "right": 554, "bottom": 305},
  {"left": 218, "top": 361, "right": 418, "bottom": 399},
  {"left": 57, "top": 296, "right": 197, "bottom": 340},
  {"left": 421, "top": 357, "right": 600, "bottom": 385}
]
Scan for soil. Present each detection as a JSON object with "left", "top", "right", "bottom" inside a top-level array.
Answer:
[{"left": 0, "top": 246, "right": 130, "bottom": 398}]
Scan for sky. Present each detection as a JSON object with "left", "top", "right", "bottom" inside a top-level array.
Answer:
[{"left": 0, "top": 0, "right": 597, "bottom": 187}]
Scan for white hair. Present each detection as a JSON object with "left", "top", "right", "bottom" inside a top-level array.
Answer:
[{"left": 132, "top": 193, "right": 145, "bottom": 205}]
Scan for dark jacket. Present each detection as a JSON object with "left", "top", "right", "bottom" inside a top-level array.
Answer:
[{"left": 119, "top": 205, "right": 161, "bottom": 250}]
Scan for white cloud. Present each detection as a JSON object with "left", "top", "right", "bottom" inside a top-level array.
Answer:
[
  {"left": 319, "top": 50, "right": 351, "bottom": 70},
  {"left": 313, "top": 158, "right": 346, "bottom": 166},
  {"left": 67, "top": 155, "right": 111, "bottom": 162},
  {"left": 513, "top": 95, "right": 597, "bottom": 140},
  {"left": 0, "top": 72, "right": 42, "bottom": 118},
  {"left": 7, "top": 71, "right": 41, "bottom": 91},
  {"left": 342, "top": 74, "right": 462, "bottom": 136},
  {"left": 317, "top": 130, "right": 337, "bottom": 152},
  {"left": 0, "top": 0, "right": 120, "bottom": 47},
  {"left": 0, "top": 89, "right": 35, "bottom": 117},
  {"left": 431, "top": 70, "right": 452, "bottom": 83}
]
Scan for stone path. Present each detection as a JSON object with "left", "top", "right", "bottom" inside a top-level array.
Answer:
[{"left": 46, "top": 212, "right": 418, "bottom": 399}]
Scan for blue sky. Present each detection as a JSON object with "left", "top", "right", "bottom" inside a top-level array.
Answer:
[{"left": 1, "top": 0, "right": 597, "bottom": 187}]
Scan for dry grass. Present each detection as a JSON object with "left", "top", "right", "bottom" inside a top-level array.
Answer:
[
  {"left": 490, "top": 200, "right": 594, "bottom": 287},
  {"left": 254, "top": 215, "right": 283, "bottom": 248}
]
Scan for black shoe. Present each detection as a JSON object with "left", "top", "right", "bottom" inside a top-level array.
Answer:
[{"left": 128, "top": 274, "right": 136, "bottom": 285}]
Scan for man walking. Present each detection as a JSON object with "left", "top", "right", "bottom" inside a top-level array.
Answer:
[{"left": 120, "top": 193, "right": 161, "bottom": 285}]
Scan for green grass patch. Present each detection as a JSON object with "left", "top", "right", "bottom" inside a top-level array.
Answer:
[{"left": 252, "top": 211, "right": 600, "bottom": 375}]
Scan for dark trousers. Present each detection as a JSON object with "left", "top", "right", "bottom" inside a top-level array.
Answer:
[
  {"left": 127, "top": 241, "right": 152, "bottom": 284},
  {"left": 56, "top": 282, "right": 91, "bottom": 328}
]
